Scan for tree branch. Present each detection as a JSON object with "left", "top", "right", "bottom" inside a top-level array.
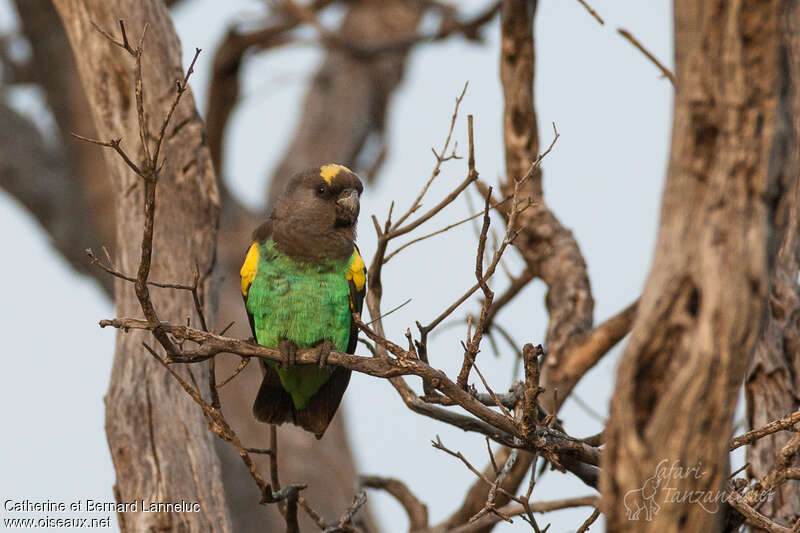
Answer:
[{"left": 359, "top": 476, "right": 428, "bottom": 532}]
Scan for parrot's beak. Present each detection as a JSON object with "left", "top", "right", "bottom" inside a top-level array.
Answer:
[{"left": 335, "top": 188, "right": 360, "bottom": 226}]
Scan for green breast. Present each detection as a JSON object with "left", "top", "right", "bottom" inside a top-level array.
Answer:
[{"left": 246, "top": 239, "right": 353, "bottom": 408}]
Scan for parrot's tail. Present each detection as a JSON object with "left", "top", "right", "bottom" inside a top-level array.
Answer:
[
  {"left": 252, "top": 365, "right": 295, "bottom": 426},
  {"left": 252, "top": 365, "right": 352, "bottom": 439},
  {"left": 294, "top": 367, "right": 351, "bottom": 439}
]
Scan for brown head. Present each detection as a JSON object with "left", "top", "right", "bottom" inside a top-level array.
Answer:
[{"left": 267, "top": 164, "right": 363, "bottom": 261}]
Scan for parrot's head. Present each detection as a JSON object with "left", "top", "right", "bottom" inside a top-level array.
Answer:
[{"left": 270, "top": 164, "right": 364, "bottom": 260}]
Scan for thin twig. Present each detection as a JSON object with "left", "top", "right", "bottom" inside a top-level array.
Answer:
[
  {"left": 85, "top": 248, "right": 194, "bottom": 290},
  {"left": 298, "top": 497, "right": 327, "bottom": 531},
  {"left": 359, "top": 476, "right": 428, "bottom": 531},
  {"left": 391, "top": 82, "right": 468, "bottom": 230},
  {"left": 419, "top": 125, "right": 559, "bottom": 339},
  {"left": 325, "top": 491, "right": 367, "bottom": 533},
  {"left": 432, "top": 436, "right": 532, "bottom": 507},
  {"left": 575, "top": 0, "right": 604, "bottom": 25},
  {"left": 70, "top": 134, "right": 143, "bottom": 176},
  {"left": 383, "top": 194, "right": 521, "bottom": 264},
  {"left": 366, "top": 298, "right": 412, "bottom": 326},
  {"left": 617, "top": 28, "right": 675, "bottom": 85},
  {"left": 576, "top": 508, "right": 601, "bottom": 533},
  {"left": 448, "top": 496, "right": 598, "bottom": 533},
  {"left": 568, "top": 393, "right": 607, "bottom": 423},
  {"left": 730, "top": 410, "right": 800, "bottom": 450},
  {"left": 470, "top": 448, "right": 519, "bottom": 523},
  {"left": 486, "top": 437, "right": 500, "bottom": 475},
  {"left": 483, "top": 267, "right": 535, "bottom": 328},
  {"left": 216, "top": 357, "right": 251, "bottom": 388}
]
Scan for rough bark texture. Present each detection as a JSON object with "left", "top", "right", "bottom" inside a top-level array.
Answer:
[
  {"left": 601, "top": 1, "right": 799, "bottom": 531},
  {"left": 51, "top": 1, "right": 231, "bottom": 531},
  {"left": 745, "top": 5, "right": 800, "bottom": 528}
]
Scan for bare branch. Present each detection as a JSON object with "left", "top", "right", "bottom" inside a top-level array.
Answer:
[
  {"left": 730, "top": 410, "right": 800, "bottom": 451},
  {"left": 575, "top": 0, "right": 604, "bottom": 25},
  {"left": 575, "top": 508, "right": 601, "bottom": 533},
  {"left": 541, "top": 300, "right": 637, "bottom": 406},
  {"left": 391, "top": 82, "right": 468, "bottom": 230},
  {"left": 521, "top": 343, "right": 544, "bottom": 439},
  {"left": 617, "top": 28, "right": 675, "bottom": 85},
  {"left": 282, "top": 2, "right": 500, "bottom": 60},
  {"left": 727, "top": 489, "right": 791, "bottom": 533},
  {"left": 359, "top": 476, "right": 428, "bottom": 531},
  {"left": 448, "top": 496, "right": 599, "bottom": 533},
  {"left": 100, "top": 315, "right": 600, "bottom": 465},
  {"left": 216, "top": 357, "right": 251, "bottom": 388},
  {"left": 326, "top": 491, "right": 367, "bottom": 533}
]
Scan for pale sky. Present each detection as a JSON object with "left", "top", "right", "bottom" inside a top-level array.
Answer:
[{"left": 0, "top": 1, "right": 684, "bottom": 531}]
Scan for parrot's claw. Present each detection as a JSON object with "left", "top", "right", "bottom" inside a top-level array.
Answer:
[
  {"left": 278, "top": 339, "right": 298, "bottom": 369},
  {"left": 316, "top": 340, "right": 335, "bottom": 368}
]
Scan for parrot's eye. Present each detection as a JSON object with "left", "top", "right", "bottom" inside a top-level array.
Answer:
[{"left": 316, "top": 185, "right": 327, "bottom": 196}]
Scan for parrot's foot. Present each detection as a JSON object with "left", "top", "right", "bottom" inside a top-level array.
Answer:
[
  {"left": 315, "top": 340, "right": 335, "bottom": 368},
  {"left": 278, "top": 339, "right": 298, "bottom": 369}
]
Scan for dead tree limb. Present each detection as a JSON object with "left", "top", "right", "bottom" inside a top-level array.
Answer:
[{"left": 601, "top": 1, "right": 800, "bottom": 531}]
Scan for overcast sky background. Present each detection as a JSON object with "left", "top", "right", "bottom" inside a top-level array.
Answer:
[{"left": 0, "top": 1, "right": 735, "bottom": 531}]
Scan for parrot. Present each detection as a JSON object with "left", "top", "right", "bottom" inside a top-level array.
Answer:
[{"left": 240, "top": 164, "right": 366, "bottom": 439}]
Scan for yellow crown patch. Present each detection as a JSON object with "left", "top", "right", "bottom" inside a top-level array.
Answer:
[{"left": 320, "top": 164, "right": 352, "bottom": 185}]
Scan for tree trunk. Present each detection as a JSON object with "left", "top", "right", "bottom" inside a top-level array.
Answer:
[
  {"left": 745, "top": 4, "right": 800, "bottom": 528},
  {"left": 601, "top": 1, "right": 799, "bottom": 531},
  {"left": 51, "top": 1, "right": 232, "bottom": 530}
]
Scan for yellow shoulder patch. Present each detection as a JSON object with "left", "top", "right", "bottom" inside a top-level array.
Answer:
[
  {"left": 240, "top": 242, "right": 259, "bottom": 296},
  {"left": 346, "top": 247, "right": 366, "bottom": 292},
  {"left": 320, "top": 164, "right": 351, "bottom": 185}
]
